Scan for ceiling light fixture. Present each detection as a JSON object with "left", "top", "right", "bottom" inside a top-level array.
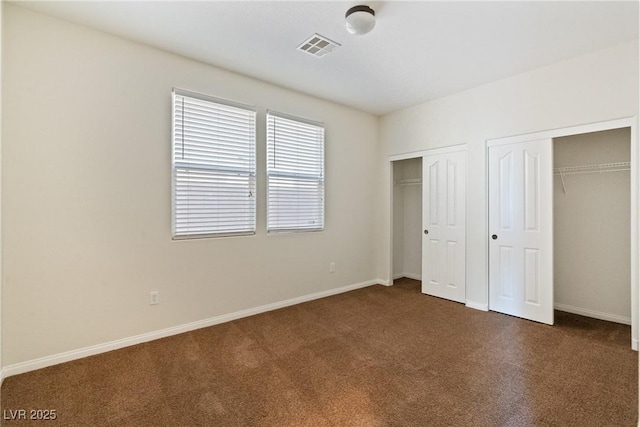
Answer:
[{"left": 345, "top": 5, "right": 376, "bottom": 36}]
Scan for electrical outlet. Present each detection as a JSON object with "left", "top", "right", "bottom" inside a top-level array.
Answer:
[
  {"left": 149, "top": 291, "right": 159, "bottom": 305},
  {"left": 329, "top": 262, "right": 336, "bottom": 273}
]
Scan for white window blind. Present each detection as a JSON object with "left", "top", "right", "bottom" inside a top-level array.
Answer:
[
  {"left": 266, "top": 111, "right": 325, "bottom": 232},
  {"left": 172, "top": 89, "right": 256, "bottom": 239}
]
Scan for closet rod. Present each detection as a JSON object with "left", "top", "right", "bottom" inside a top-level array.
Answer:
[{"left": 395, "top": 178, "right": 422, "bottom": 187}]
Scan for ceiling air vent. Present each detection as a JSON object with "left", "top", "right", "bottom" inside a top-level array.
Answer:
[{"left": 297, "top": 33, "right": 341, "bottom": 58}]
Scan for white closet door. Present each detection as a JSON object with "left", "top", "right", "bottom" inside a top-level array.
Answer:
[
  {"left": 422, "top": 150, "right": 466, "bottom": 303},
  {"left": 488, "top": 139, "right": 553, "bottom": 325}
]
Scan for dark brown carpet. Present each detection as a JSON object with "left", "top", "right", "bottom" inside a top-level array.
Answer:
[{"left": 1, "top": 278, "right": 637, "bottom": 426}]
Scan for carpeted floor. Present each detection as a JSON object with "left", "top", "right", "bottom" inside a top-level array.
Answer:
[{"left": 1, "top": 278, "right": 637, "bottom": 426}]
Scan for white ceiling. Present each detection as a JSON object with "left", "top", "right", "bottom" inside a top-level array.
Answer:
[{"left": 14, "top": 1, "right": 639, "bottom": 115}]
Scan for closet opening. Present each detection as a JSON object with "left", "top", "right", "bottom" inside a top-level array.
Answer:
[
  {"left": 487, "top": 117, "right": 637, "bottom": 348},
  {"left": 553, "top": 127, "right": 631, "bottom": 327},
  {"left": 392, "top": 157, "right": 422, "bottom": 289}
]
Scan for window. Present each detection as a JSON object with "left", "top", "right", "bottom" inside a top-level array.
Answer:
[
  {"left": 172, "top": 89, "right": 256, "bottom": 239},
  {"left": 266, "top": 111, "right": 325, "bottom": 232}
]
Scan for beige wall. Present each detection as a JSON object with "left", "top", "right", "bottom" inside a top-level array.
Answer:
[
  {"left": 0, "top": 0, "right": 4, "bottom": 379},
  {"left": 554, "top": 128, "right": 631, "bottom": 321},
  {"left": 378, "top": 40, "right": 639, "bottom": 309},
  {"left": 2, "top": 5, "right": 379, "bottom": 366}
]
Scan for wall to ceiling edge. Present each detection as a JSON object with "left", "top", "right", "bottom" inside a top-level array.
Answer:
[
  {"left": 2, "top": 5, "right": 379, "bottom": 368},
  {"left": 377, "top": 39, "right": 639, "bottom": 310}
]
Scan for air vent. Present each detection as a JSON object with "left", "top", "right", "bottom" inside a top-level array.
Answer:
[{"left": 297, "top": 33, "right": 341, "bottom": 58}]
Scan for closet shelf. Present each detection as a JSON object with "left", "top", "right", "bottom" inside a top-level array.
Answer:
[
  {"left": 554, "top": 161, "right": 630, "bottom": 176},
  {"left": 395, "top": 178, "right": 422, "bottom": 186},
  {"left": 554, "top": 161, "right": 630, "bottom": 194}
]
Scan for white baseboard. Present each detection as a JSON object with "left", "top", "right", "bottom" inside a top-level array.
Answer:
[
  {"left": 3, "top": 279, "right": 378, "bottom": 379},
  {"left": 466, "top": 301, "right": 489, "bottom": 311},
  {"left": 632, "top": 339, "right": 638, "bottom": 351},
  {"left": 391, "top": 273, "right": 421, "bottom": 281},
  {"left": 376, "top": 278, "right": 391, "bottom": 286},
  {"left": 554, "top": 303, "right": 631, "bottom": 325}
]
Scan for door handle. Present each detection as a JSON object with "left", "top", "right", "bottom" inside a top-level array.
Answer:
[
  {"left": 424, "top": 230, "right": 429, "bottom": 235},
  {"left": 491, "top": 234, "right": 498, "bottom": 240}
]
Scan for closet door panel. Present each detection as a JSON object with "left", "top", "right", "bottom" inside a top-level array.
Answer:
[
  {"left": 422, "top": 150, "right": 466, "bottom": 303},
  {"left": 488, "top": 139, "right": 553, "bottom": 325}
]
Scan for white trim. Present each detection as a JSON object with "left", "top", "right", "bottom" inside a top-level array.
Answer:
[
  {"left": 555, "top": 303, "right": 631, "bottom": 325},
  {"left": 377, "top": 278, "right": 392, "bottom": 287},
  {"left": 486, "top": 116, "right": 638, "bottom": 350},
  {"left": 630, "top": 119, "right": 638, "bottom": 351},
  {"left": 466, "top": 301, "right": 489, "bottom": 311},
  {"left": 387, "top": 161, "right": 395, "bottom": 286},
  {"left": 399, "top": 272, "right": 422, "bottom": 281},
  {"left": 393, "top": 273, "right": 422, "bottom": 280},
  {"left": 172, "top": 87, "right": 256, "bottom": 112},
  {"left": 266, "top": 109, "right": 324, "bottom": 128},
  {"left": 2, "top": 280, "right": 378, "bottom": 379},
  {"left": 392, "top": 273, "right": 422, "bottom": 281},
  {"left": 389, "top": 143, "right": 467, "bottom": 162},
  {"left": 487, "top": 117, "right": 636, "bottom": 147}
]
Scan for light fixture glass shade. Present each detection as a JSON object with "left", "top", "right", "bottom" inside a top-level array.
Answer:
[{"left": 345, "top": 5, "right": 375, "bottom": 35}]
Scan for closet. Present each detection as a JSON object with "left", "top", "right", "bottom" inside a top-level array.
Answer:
[
  {"left": 553, "top": 128, "right": 631, "bottom": 324},
  {"left": 488, "top": 125, "right": 632, "bottom": 331},
  {"left": 391, "top": 146, "right": 467, "bottom": 303},
  {"left": 392, "top": 157, "right": 422, "bottom": 282}
]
